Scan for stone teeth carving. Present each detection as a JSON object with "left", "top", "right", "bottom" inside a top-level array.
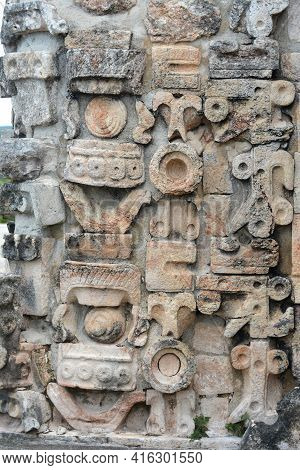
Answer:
[
  {"left": 230, "top": 145, "right": 294, "bottom": 237},
  {"left": 209, "top": 38, "right": 279, "bottom": 79},
  {"left": 3, "top": 52, "right": 59, "bottom": 133},
  {"left": 65, "top": 233, "right": 133, "bottom": 261},
  {"left": 47, "top": 383, "right": 145, "bottom": 432},
  {"left": 0, "top": 390, "right": 51, "bottom": 433},
  {"left": 60, "top": 183, "right": 151, "bottom": 233},
  {"left": 152, "top": 46, "right": 201, "bottom": 91},
  {"left": 148, "top": 293, "right": 196, "bottom": 339},
  {"left": 60, "top": 261, "right": 141, "bottom": 306},
  {"left": 3, "top": 235, "right": 42, "bottom": 261},
  {"left": 229, "top": 340, "right": 289, "bottom": 425},
  {"left": 133, "top": 101, "right": 155, "bottom": 145},
  {"left": 149, "top": 143, "right": 203, "bottom": 195},
  {"left": 1, "top": 0, "right": 68, "bottom": 46},
  {"left": 145, "top": 0, "right": 221, "bottom": 43},
  {"left": 0, "top": 138, "right": 57, "bottom": 182},
  {"left": 57, "top": 343, "right": 137, "bottom": 391},
  {"left": 229, "top": 0, "right": 289, "bottom": 38},
  {"left": 197, "top": 275, "right": 294, "bottom": 338},
  {"left": 66, "top": 48, "right": 146, "bottom": 95},
  {"left": 205, "top": 79, "right": 295, "bottom": 144},
  {"left": 85, "top": 97, "right": 127, "bottom": 138},
  {"left": 146, "top": 389, "right": 196, "bottom": 437},
  {"left": 210, "top": 236, "right": 279, "bottom": 274},
  {"left": 150, "top": 199, "right": 200, "bottom": 241},
  {"left": 152, "top": 91, "right": 202, "bottom": 142},
  {"left": 146, "top": 241, "right": 196, "bottom": 292},
  {"left": 142, "top": 338, "right": 196, "bottom": 394},
  {"left": 65, "top": 141, "right": 144, "bottom": 188},
  {"left": 0, "top": 177, "right": 65, "bottom": 231},
  {"left": 75, "top": 0, "right": 137, "bottom": 15}
]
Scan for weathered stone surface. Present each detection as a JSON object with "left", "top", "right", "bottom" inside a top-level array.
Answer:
[
  {"left": 146, "top": 241, "right": 196, "bottom": 292},
  {"left": 200, "top": 397, "right": 229, "bottom": 437},
  {"left": 230, "top": 340, "right": 288, "bottom": 424},
  {"left": 229, "top": 0, "right": 289, "bottom": 37},
  {"left": 152, "top": 46, "right": 201, "bottom": 91},
  {"left": 2, "top": 235, "right": 42, "bottom": 261},
  {"left": 61, "top": 182, "right": 151, "bottom": 232},
  {"left": 1, "top": 1, "right": 68, "bottom": 46},
  {"left": 65, "top": 141, "right": 144, "bottom": 188},
  {"left": 149, "top": 143, "right": 202, "bottom": 195},
  {"left": 0, "top": 138, "right": 56, "bottom": 182},
  {"left": 85, "top": 97, "right": 127, "bottom": 138},
  {"left": 148, "top": 292, "right": 196, "bottom": 339},
  {"left": 146, "top": 389, "right": 195, "bottom": 437},
  {"left": 65, "top": 29, "right": 132, "bottom": 50},
  {"left": 48, "top": 383, "right": 145, "bottom": 433},
  {"left": 143, "top": 337, "right": 196, "bottom": 394},
  {"left": 66, "top": 48, "right": 146, "bottom": 94},
  {"left": 65, "top": 233, "right": 133, "bottom": 261},
  {"left": 241, "top": 387, "right": 300, "bottom": 449},
  {"left": 194, "top": 355, "right": 234, "bottom": 395},
  {"left": 145, "top": 0, "right": 221, "bottom": 43},
  {"left": 75, "top": 0, "right": 137, "bottom": 15},
  {"left": 0, "top": 56, "right": 16, "bottom": 98},
  {"left": 133, "top": 101, "right": 155, "bottom": 145},
  {"left": 209, "top": 38, "right": 279, "bottom": 79}
]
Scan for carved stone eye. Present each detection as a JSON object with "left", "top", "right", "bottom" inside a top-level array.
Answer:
[
  {"left": 108, "top": 159, "right": 126, "bottom": 181},
  {"left": 116, "top": 367, "right": 131, "bottom": 385},
  {"left": 70, "top": 158, "right": 86, "bottom": 177},
  {"left": 87, "top": 158, "right": 103, "bottom": 179},
  {"left": 126, "top": 161, "right": 143, "bottom": 180}
]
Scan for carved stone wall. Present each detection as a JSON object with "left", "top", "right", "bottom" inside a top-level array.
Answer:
[{"left": 0, "top": 0, "right": 299, "bottom": 450}]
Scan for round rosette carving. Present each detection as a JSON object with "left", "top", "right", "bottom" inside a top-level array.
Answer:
[{"left": 142, "top": 337, "right": 196, "bottom": 393}]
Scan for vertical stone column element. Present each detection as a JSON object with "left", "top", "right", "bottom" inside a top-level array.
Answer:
[{"left": 229, "top": 340, "right": 288, "bottom": 424}]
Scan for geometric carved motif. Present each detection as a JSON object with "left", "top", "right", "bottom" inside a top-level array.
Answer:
[{"left": 0, "top": 0, "right": 299, "bottom": 450}]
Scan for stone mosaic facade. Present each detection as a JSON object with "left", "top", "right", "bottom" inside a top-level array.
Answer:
[{"left": 0, "top": 0, "right": 299, "bottom": 450}]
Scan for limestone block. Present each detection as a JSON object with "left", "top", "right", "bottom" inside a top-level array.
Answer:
[
  {"left": 146, "top": 389, "right": 196, "bottom": 437},
  {"left": 65, "top": 29, "right": 132, "bottom": 50},
  {"left": 57, "top": 343, "right": 137, "bottom": 391},
  {"left": 229, "top": 340, "right": 288, "bottom": 424},
  {"left": 75, "top": 0, "right": 137, "bottom": 15},
  {"left": 65, "top": 233, "right": 133, "bottom": 261},
  {"left": 142, "top": 338, "right": 196, "bottom": 394},
  {"left": 292, "top": 307, "right": 300, "bottom": 381},
  {"left": 65, "top": 141, "right": 144, "bottom": 188},
  {"left": 60, "top": 261, "right": 141, "bottom": 306},
  {"left": 1, "top": 0, "right": 68, "bottom": 46},
  {"left": 229, "top": 0, "right": 289, "bottom": 38},
  {"left": 0, "top": 350, "right": 32, "bottom": 390},
  {"left": 0, "top": 178, "right": 65, "bottom": 230},
  {"left": 66, "top": 48, "right": 146, "bottom": 95},
  {"left": 202, "top": 195, "right": 231, "bottom": 236},
  {"left": 150, "top": 199, "right": 200, "bottom": 241},
  {"left": 205, "top": 80, "right": 295, "bottom": 144},
  {"left": 152, "top": 46, "right": 201, "bottom": 91},
  {"left": 192, "top": 316, "right": 230, "bottom": 355},
  {"left": 294, "top": 152, "right": 300, "bottom": 213},
  {"left": 6, "top": 238, "right": 64, "bottom": 318},
  {"left": 209, "top": 38, "right": 279, "bottom": 79},
  {"left": 146, "top": 241, "right": 196, "bottom": 292},
  {"left": 197, "top": 274, "right": 293, "bottom": 338},
  {"left": 292, "top": 214, "right": 300, "bottom": 303},
  {"left": 133, "top": 101, "right": 155, "bottom": 145},
  {"left": 210, "top": 236, "right": 279, "bottom": 274},
  {"left": 62, "top": 98, "right": 80, "bottom": 140},
  {"left": 60, "top": 182, "right": 151, "bottom": 233},
  {"left": 3, "top": 52, "right": 59, "bottom": 132},
  {"left": 148, "top": 293, "right": 196, "bottom": 339},
  {"left": 47, "top": 383, "right": 145, "bottom": 432},
  {"left": 230, "top": 145, "right": 294, "bottom": 237},
  {"left": 200, "top": 397, "right": 229, "bottom": 437},
  {"left": 0, "top": 391, "right": 51, "bottom": 433},
  {"left": 149, "top": 143, "right": 202, "bottom": 195},
  {"left": 0, "top": 57, "right": 16, "bottom": 98},
  {"left": 194, "top": 355, "right": 234, "bottom": 395},
  {"left": 152, "top": 91, "right": 202, "bottom": 142},
  {"left": 145, "top": 0, "right": 221, "bottom": 43},
  {"left": 281, "top": 53, "right": 300, "bottom": 83}
]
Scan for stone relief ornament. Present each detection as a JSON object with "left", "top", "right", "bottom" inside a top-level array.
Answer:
[{"left": 0, "top": 0, "right": 299, "bottom": 450}]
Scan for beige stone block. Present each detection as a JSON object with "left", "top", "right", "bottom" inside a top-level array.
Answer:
[{"left": 194, "top": 355, "right": 234, "bottom": 395}]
